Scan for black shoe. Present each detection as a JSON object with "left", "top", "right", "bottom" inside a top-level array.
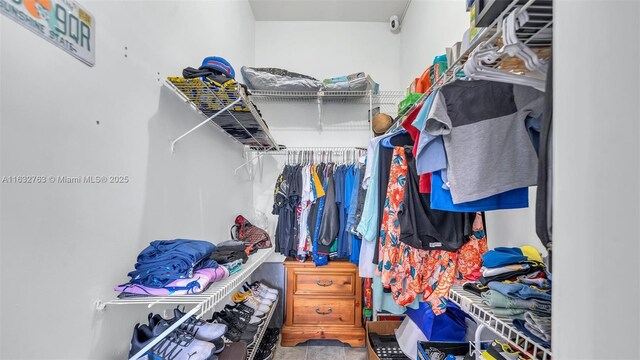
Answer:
[
  {"left": 224, "top": 306, "right": 264, "bottom": 326},
  {"left": 221, "top": 309, "right": 260, "bottom": 332},
  {"left": 226, "top": 303, "right": 265, "bottom": 319},
  {"left": 209, "top": 313, "right": 258, "bottom": 346}
]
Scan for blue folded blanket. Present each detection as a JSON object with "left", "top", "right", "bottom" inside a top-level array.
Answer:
[{"left": 128, "top": 239, "right": 217, "bottom": 288}]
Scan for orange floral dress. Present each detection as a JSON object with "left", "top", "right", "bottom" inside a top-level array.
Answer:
[
  {"left": 377, "top": 147, "right": 487, "bottom": 315},
  {"left": 377, "top": 147, "right": 408, "bottom": 288}
]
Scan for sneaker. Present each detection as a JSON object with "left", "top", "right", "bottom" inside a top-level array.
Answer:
[
  {"left": 212, "top": 336, "right": 225, "bottom": 355},
  {"left": 247, "top": 281, "right": 278, "bottom": 295},
  {"left": 129, "top": 323, "right": 216, "bottom": 360},
  {"left": 232, "top": 291, "right": 273, "bottom": 306},
  {"left": 217, "top": 310, "right": 260, "bottom": 332},
  {"left": 208, "top": 315, "right": 258, "bottom": 346},
  {"left": 225, "top": 303, "right": 265, "bottom": 318},
  {"left": 243, "top": 284, "right": 278, "bottom": 301},
  {"left": 223, "top": 305, "right": 264, "bottom": 325},
  {"left": 234, "top": 296, "right": 270, "bottom": 314},
  {"left": 148, "top": 309, "right": 227, "bottom": 343}
]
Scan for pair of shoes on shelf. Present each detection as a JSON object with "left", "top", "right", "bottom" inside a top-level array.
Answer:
[
  {"left": 244, "top": 281, "right": 278, "bottom": 299},
  {"left": 130, "top": 307, "right": 225, "bottom": 360},
  {"left": 253, "top": 328, "right": 281, "bottom": 360},
  {"left": 208, "top": 311, "right": 259, "bottom": 346},
  {"left": 223, "top": 304, "right": 264, "bottom": 326},
  {"left": 231, "top": 288, "right": 276, "bottom": 316}
]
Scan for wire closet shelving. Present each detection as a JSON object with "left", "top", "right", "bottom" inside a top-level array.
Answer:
[
  {"left": 96, "top": 247, "right": 275, "bottom": 360},
  {"left": 249, "top": 90, "right": 405, "bottom": 130},
  {"left": 449, "top": 285, "right": 552, "bottom": 360},
  {"left": 165, "top": 78, "right": 280, "bottom": 152}
]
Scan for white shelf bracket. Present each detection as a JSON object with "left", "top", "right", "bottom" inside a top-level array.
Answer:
[
  {"left": 233, "top": 146, "right": 275, "bottom": 176},
  {"left": 317, "top": 91, "right": 323, "bottom": 130},
  {"left": 170, "top": 97, "right": 243, "bottom": 153}
]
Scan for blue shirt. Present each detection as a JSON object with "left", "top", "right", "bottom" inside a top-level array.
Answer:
[
  {"left": 415, "top": 92, "right": 448, "bottom": 176},
  {"left": 430, "top": 170, "right": 529, "bottom": 212}
]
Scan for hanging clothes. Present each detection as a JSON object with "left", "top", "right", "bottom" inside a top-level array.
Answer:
[
  {"left": 272, "top": 153, "right": 365, "bottom": 266},
  {"left": 424, "top": 80, "right": 544, "bottom": 204}
]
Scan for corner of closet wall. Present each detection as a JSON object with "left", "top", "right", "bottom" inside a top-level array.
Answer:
[
  {"left": 400, "top": 1, "right": 545, "bottom": 256},
  {"left": 251, "top": 20, "right": 403, "bottom": 242},
  {"left": 0, "top": 1, "right": 257, "bottom": 359}
]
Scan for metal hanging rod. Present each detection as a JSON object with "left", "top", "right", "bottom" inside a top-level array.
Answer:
[
  {"left": 234, "top": 147, "right": 366, "bottom": 176},
  {"left": 252, "top": 146, "right": 367, "bottom": 154}
]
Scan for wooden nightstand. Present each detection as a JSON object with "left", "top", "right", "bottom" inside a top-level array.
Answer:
[{"left": 281, "top": 259, "right": 365, "bottom": 347}]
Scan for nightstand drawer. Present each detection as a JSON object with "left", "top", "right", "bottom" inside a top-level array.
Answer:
[
  {"left": 294, "top": 271, "right": 355, "bottom": 295},
  {"left": 292, "top": 297, "right": 356, "bottom": 325}
]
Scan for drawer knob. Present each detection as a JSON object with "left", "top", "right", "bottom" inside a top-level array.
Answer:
[
  {"left": 316, "top": 279, "right": 334, "bottom": 287},
  {"left": 315, "top": 307, "right": 333, "bottom": 315}
]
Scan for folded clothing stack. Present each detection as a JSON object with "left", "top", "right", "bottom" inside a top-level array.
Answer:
[
  {"left": 463, "top": 245, "right": 551, "bottom": 349},
  {"left": 116, "top": 239, "right": 223, "bottom": 296},
  {"left": 210, "top": 240, "right": 257, "bottom": 265}
]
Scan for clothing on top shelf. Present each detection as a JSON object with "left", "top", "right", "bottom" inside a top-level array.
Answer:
[
  {"left": 127, "top": 239, "right": 218, "bottom": 289},
  {"left": 116, "top": 267, "right": 229, "bottom": 296}
]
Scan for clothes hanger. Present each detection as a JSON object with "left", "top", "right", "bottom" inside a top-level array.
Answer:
[
  {"left": 464, "top": 40, "right": 546, "bottom": 90},
  {"left": 463, "top": 9, "right": 546, "bottom": 91}
]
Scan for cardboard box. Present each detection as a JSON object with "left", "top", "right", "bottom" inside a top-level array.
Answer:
[{"left": 365, "top": 321, "right": 403, "bottom": 360}]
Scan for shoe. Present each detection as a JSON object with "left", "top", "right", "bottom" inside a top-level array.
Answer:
[
  {"left": 130, "top": 323, "right": 216, "bottom": 360},
  {"left": 209, "top": 315, "right": 258, "bottom": 346},
  {"left": 234, "top": 296, "right": 270, "bottom": 314},
  {"left": 243, "top": 284, "right": 278, "bottom": 301},
  {"left": 148, "top": 309, "right": 227, "bottom": 343},
  {"left": 232, "top": 291, "right": 273, "bottom": 306},
  {"left": 212, "top": 336, "right": 225, "bottom": 355},
  {"left": 225, "top": 302, "right": 265, "bottom": 318},
  {"left": 224, "top": 305, "right": 264, "bottom": 326},
  {"left": 217, "top": 310, "right": 260, "bottom": 332},
  {"left": 247, "top": 281, "right": 278, "bottom": 295}
]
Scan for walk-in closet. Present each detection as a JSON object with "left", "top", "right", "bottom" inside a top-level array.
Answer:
[{"left": 1, "top": 1, "right": 639, "bottom": 360}]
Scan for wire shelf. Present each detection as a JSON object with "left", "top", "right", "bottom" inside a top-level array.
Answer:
[
  {"left": 97, "top": 247, "right": 276, "bottom": 318},
  {"left": 246, "top": 295, "right": 279, "bottom": 360},
  {"left": 165, "top": 78, "right": 280, "bottom": 150},
  {"left": 448, "top": 285, "right": 552, "bottom": 360},
  {"left": 249, "top": 90, "right": 405, "bottom": 105}
]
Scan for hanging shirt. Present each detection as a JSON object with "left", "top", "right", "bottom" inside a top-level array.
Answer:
[
  {"left": 363, "top": 135, "right": 386, "bottom": 189},
  {"left": 425, "top": 80, "right": 544, "bottom": 204},
  {"left": 402, "top": 103, "right": 432, "bottom": 193},
  {"left": 430, "top": 170, "right": 529, "bottom": 212},
  {"left": 414, "top": 91, "right": 447, "bottom": 177},
  {"left": 398, "top": 147, "right": 471, "bottom": 251},
  {"left": 297, "top": 165, "right": 313, "bottom": 261},
  {"left": 374, "top": 132, "right": 414, "bottom": 265}
]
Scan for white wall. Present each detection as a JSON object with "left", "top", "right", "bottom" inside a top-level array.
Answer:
[
  {"left": 399, "top": 0, "right": 469, "bottom": 86},
  {"left": 554, "top": 1, "right": 640, "bottom": 358},
  {"left": 0, "top": 1, "right": 257, "bottom": 359}
]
